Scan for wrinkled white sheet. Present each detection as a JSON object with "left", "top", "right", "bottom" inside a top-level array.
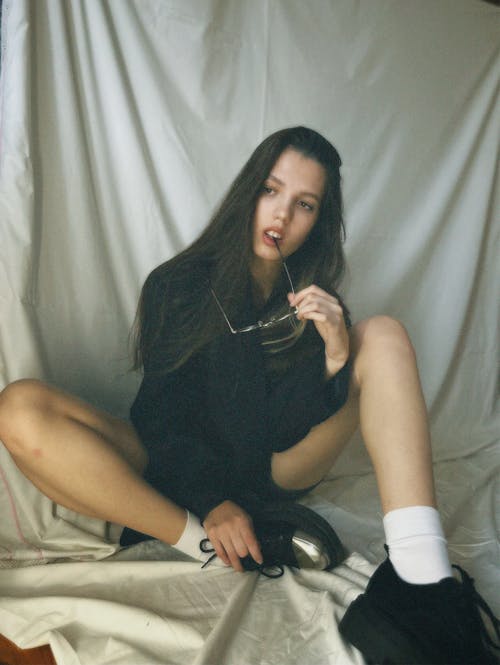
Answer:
[
  {"left": 0, "top": 0, "right": 498, "bottom": 663},
  {"left": 0, "top": 551, "right": 373, "bottom": 665}
]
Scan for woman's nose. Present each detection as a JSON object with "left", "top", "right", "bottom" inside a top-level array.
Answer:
[{"left": 274, "top": 200, "right": 292, "bottom": 224}]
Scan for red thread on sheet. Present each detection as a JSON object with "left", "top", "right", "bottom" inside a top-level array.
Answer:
[{"left": 0, "top": 461, "right": 45, "bottom": 560}]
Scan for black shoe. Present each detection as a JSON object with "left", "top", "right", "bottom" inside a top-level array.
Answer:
[
  {"left": 240, "top": 502, "right": 345, "bottom": 577},
  {"left": 339, "top": 555, "right": 500, "bottom": 664}
]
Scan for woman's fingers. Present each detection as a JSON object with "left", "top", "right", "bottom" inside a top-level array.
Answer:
[
  {"left": 209, "top": 537, "right": 231, "bottom": 566},
  {"left": 203, "top": 500, "right": 263, "bottom": 572},
  {"left": 287, "top": 284, "right": 350, "bottom": 378},
  {"left": 206, "top": 531, "right": 240, "bottom": 570},
  {"left": 209, "top": 529, "right": 260, "bottom": 572},
  {"left": 296, "top": 300, "right": 342, "bottom": 319},
  {"left": 222, "top": 538, "right": 245, "bottom": 572},
  {"left": 240, "top": 523, "right": 263, "bottom": 565},
  {"left": 288, "top": 284, "right": 337, "bottom": 308},
  {"left": 218, "top": 524, "right": 263, "bottom": 571},
  {"left": 290, "top": 290, "right": 342, "bottom": 317},
  {"left": 293, "top": 295, "right": 343, "bottom": 322},
  {"left": 298, "top": 310, "right": 328, "bottom": 323}
]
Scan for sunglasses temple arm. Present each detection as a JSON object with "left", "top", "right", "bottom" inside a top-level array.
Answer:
[
  {"left": 273, "top": 237, "right": 296, "bottom": 297},
  {"left": 209, "top": 287, "right": 237, "bottom": 334}
]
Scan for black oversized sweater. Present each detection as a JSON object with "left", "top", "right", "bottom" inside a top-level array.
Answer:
[{"left": 127, "top": 309, "right": 351, "bottom": 526}]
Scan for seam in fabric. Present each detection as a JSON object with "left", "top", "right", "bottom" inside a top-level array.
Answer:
[
  {"left": 0, "top": 461, "right": 45, "bottom": 561},
  {"left": 0, "top": 0, "right": 13, "bottom": 175},
  {"left": 259, "top": 0, "right": 270, "bottom": 141}
]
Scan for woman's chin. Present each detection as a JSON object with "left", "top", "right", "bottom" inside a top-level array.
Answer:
[{"left": 251, "top": 240, "right": 281, "bottom": 258}]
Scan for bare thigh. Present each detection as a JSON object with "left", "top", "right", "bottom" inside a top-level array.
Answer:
[
  {"left": 270, "top": 378, "right": 360, "bottom": 490},
  {"left": 0, "top": 379, "right": 147, "bottom": 474},
  {"left": 270, "top": 324, "right": 365, "bottom": 491}
]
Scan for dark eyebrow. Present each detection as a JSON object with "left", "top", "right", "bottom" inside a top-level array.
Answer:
[{"left": 267, "top": 174, "right": 320, "bottom": 201}]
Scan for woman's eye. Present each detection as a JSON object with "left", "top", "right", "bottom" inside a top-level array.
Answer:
[
  {"left": 299, "top": 201, "right": 314, "bottom": 212},
  {"left": 263, "top": 185, "right": 274, "bottom": 195}
]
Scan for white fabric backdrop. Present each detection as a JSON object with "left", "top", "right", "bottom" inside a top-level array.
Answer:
[{"left": 0, "top": 1, "right": 498, "bottom": 663}]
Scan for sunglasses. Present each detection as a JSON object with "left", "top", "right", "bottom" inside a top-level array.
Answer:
[{"left": 210, "top": 237, "right": 299, "bottom": 334}]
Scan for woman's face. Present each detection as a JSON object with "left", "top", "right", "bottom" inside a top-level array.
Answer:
[{"left": 251, "top": 148, "right": 326, "bottom": 276}]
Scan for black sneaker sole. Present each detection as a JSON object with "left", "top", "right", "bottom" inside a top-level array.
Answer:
[
  {"left": 252, "top": 501, "right": 345, "bottom": 571},
  {"left": 339, "top": 595, "right": 432, "bottom": 664}
]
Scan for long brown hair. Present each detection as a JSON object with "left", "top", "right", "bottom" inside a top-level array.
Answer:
[{"left": 133, "top": 126, "right": 349, "bottom": 373}]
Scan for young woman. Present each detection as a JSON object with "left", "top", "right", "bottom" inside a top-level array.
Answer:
[{"left": 0, "top": 127, "right": 496, "bottom": 664}]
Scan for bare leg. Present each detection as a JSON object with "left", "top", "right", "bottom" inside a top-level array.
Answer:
[
  {"left": 353, "top": 316, "right": 436, "bottom": 512},
  {"left": 271, "top": 315, "right": 437, "bottom": 513},
  {"left": 270, "top": 381, "right": 360, "bottom": 491},
  {"left": 0, "top": 380, "right": 186, "bottom": 544}
]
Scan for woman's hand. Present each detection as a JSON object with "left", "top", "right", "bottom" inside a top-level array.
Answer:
[
  {"left": 288, "top": 285, "right": 349, "bottom": 379},
  {"left": 203, "top": 500, "right": 263, "bottom": 572}
]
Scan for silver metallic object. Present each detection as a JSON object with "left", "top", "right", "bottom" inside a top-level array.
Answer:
[{"left": 292, "top": 530, "right": 331, "bottom": 570}]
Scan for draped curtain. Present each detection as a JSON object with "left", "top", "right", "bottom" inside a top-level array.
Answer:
[
  {"left": 1, "top": 0, "right": 498, "bottom": 468},
  {"left": 0, "top": 2, "right": 498, "bottom": 663}
]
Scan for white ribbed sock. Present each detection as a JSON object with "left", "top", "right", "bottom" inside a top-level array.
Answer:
[
  {"left": 173, "top": 510, "right": 227, "bottom": 568},
  {"left": 383, "top": 506, "right": 453, "bottom": 584}
]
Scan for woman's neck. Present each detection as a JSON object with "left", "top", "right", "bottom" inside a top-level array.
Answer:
[{"left": 250, "top": 258, "right": 281, "bottom": 306}]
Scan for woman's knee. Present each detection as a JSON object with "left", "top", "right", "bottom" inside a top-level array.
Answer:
[
  {"left": 0, "top": 379, "right": 55, "bottom": 451},
  {"left": 353, "top": 316, "right": 414, "bottom": 353},
  {"left": 350, "top": 316, "right": 416, "bottom": 380},
  {"left": 0, "top": 379, "right": 148, "bottom": 472},
  {"left": 0, "top": 378, "right": 52, "bottom": 417}
]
